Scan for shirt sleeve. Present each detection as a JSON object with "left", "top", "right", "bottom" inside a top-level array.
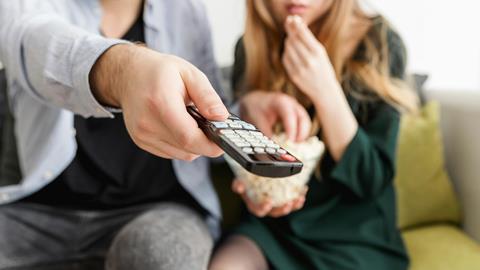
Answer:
[
  {"left": 320, "top": 24, "right": 408, "bottom": 199},
  {"left": 322, "top": 103, "right": 400, "bottom": 199},
  {"left": 0, "top": 2, "right": 128, "bottom": 118}
]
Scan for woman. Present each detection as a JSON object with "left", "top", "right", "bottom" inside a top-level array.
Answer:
[{"left": 210, "top": 0, "right": 417, "bottom": 269}]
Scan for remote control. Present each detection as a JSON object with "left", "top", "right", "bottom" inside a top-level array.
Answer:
[{"left": 187, "top": 106, "right": 303, "bottom": 178}]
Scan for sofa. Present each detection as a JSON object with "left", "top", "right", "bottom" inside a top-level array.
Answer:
[{"left": 401, "top": 89, "right": 480, "bottom": 269}]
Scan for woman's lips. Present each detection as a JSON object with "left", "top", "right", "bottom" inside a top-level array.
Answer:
[{"left": 286, "top": 4, "right": 308, "bottom": 15}]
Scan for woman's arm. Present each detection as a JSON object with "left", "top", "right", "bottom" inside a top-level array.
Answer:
[
  {"left": 283, "top": 16, "right": 358, "bottom": 160},
  {"left": 283, "top": 16, "right": 405, "bottom": 198}
]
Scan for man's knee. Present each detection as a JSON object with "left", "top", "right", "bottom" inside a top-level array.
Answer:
[{"left": 106, "top": 203, "right": 213, "bottom": 270}]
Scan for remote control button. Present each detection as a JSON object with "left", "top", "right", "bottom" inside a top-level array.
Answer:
[
  {"left": 242, "top": 147, "right": 254, "bottom": 154},
  {"left": 229, "top": 123, "right": 243, "bottom": 129},
  {"left": 220, "top": 129, "right": 235, "bottom": 134},
  {"left": 261, "top": 139, "right": 274, "bottom": 144},
  {"left": 266, "top": 143, "right": 280, "bottom": 149},
  {"left": 224, "top": 132, "right": 239, "bottom": 137},
  {"left": 225, "top": 132, "right": 240, "bottom": 137},
  {"left": 225, "top": 119, "right": 234, "bottom": 124},
  {"left": 280, "top": 154, "right": 296, "bottom": 162},
  {"left": 211, "top": 121, "right": 229, "bottom": 128},
  {"left": 235, "top": 130, "right": 250, "bottom": 135},
  {"left": 230, "top": 138, "right": 246, "bottom": 144},
  {"left": 251, "top": 143, "right": 266, "bottom": 148},
  {"left": 241, "top": 135, "right": 256, "bottom": 141},
  {"left": 225, "top": 134, "right": 243, "bottom": 141},
  {"left": 266, "top": 148, "right": 276, "bottom": 154},
  {"left": 277, "top": 149, "right": 287, "bottom": 154},
  {"left": 222, "top": 129, "right": 240, "bottom": 137},
  {"left": 246, "top": 139, "right": 261, "bottom": 144},
  {"left": 234, "top": 141, "right": 251, "bottom": 147},
  {"left": 254, "top": 147, "right": 265, "bottom": 153},
  {"left": 241, "top": 123, "right": 256, "bottom": 130},
  {"left": 250, "top": 131, "right": 263, "bottom": 137}
]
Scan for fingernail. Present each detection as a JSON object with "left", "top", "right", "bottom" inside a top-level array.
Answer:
[
  {"left": 293, "top": 15, "right": 302, "bottom": 24},
  {"left": 209, "top": 105, "right": 228, "bottom": 118},
  {"left": 286, "top": 15, "right": 294, "bottom": 23}
]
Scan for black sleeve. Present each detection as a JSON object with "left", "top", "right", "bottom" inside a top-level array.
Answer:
[
  {"left": 386, "top": 27, "right": 408, "bottom": 80},
  {"left": 231, "top": 37, "right": 247, "bottom": 99}
]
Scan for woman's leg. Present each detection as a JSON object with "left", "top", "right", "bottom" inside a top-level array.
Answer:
[
  {"left": 105, "top": 203, "right": 213, "bottom": 270},
  {"left": 209, "top": 235, "right": 269, "bottom": 270}
]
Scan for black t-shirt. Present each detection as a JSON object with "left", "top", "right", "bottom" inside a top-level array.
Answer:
[{"left": 23, "top": 11, "right": 205, "bottom": 213}]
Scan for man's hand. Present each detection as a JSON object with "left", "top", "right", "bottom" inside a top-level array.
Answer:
[
  {"left": 240, "top": 91, "right": 311, "bottom": 142},
  {"left": 91, "top": 44, "right": 229, "bottom": 161},
  {"left": 232, "top": 179, "right": 307, "bottom": 218}
]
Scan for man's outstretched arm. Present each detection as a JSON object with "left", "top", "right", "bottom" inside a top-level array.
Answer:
[{"left": 0, "top": 1, "right": 229, "bottom": 160}]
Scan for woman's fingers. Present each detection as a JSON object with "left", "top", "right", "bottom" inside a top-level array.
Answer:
[
  {"left": 286, "top": 15, "right": 320, "bottom": 53},
  {"left": 233, "top": 179, "right": 309, "bottom": 218},
  {"left": 295, "top": 103, "right": 312, "bottom": 142},
  {"left": 283, "top": 38, "right": 302, "bottom": 76},
  {"left": 292, "top": 196, "right": 306, "bottom": 211},
  {"left": 271, "top": 186, "right": 309, "bottom": 216},
  {"left": 232, "top": 179, "right": 273, "bottom": 217},
  {"left": 285, "top": 36, "right": 311, "bottom": 67},
  {"left": 231, "top": 179, "right": 245, "bottom": 194},
  {"left": 245, "top": 197, "right": 272, "bottom": 218},
  {"left": 269, "top": 202, "right": 294, "bottom": 218},
  {"left": 272, "top": 95, "right": 299, "bottom": 141},
  {"left": 284, "top": 38, "right": 306, "bottom": 68}
]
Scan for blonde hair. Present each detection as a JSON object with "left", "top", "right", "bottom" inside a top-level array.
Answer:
[{"left": 243, "top": 0, "right": 418, "bottom": 134}]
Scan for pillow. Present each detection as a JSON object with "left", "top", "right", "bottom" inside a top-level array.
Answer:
[{"left": 394, "top": 101, "right": 461, "bottom": 230}]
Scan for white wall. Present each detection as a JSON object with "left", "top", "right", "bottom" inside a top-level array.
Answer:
[
  {"left": 204, "top": 0, "right": 480, "bottom": 91},
  {"left": 368, "top": 0, "right": 480, "bottom": 91},
  {"left": 204, "top": 0, "right": 245, "bottom": 67}
]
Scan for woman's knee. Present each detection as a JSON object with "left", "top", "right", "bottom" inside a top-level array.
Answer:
[
  {"left": 106, "top": 203, "right": 213, "bottom": 270},
  {"left": 209, "top": 235, "right": 268, "bottom": 270}
]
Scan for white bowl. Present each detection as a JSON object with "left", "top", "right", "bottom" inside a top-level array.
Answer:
[{"left": 225, "top": 134, "right": 325, "bottom": 207}]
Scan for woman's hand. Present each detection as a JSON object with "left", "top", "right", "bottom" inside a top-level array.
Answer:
[
  {"left": 282, "top": 15, "right": 342, "bottom": 103},
  {"left": 240, "top": 91, "right": 311, "bottom": 142},
  {"left": 283, "top": 16, "right": 359, "bottom": 161},
  {"left": 231, "top": 179, "right": 307, "bottom": 218}
]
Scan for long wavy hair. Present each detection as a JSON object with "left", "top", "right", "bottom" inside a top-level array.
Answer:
[{"left": 243, "top": 0, "right": 418, "bottom": 134}]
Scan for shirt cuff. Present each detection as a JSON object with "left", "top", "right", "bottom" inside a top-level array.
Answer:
[
  {"left": 327, "top": 128, "right": 366, "bottom": 190},
  {"left": 71, "top": 37, "right": 129, "bottom": 118}
]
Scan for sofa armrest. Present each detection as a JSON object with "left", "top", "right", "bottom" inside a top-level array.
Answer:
[{"left": 426, "top": 89, "right": 480, "bottom": 243}]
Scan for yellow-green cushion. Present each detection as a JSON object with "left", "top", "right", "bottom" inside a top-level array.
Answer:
[
  {"left": 403, "top": 225, "right": 480, "bottom": 270},
  {"left": 395, "top": 101, "right": 461, "bottom": 229}
]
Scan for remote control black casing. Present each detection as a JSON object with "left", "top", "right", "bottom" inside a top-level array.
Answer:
[{"left": 187, "top": 106, "right": 303, "bottom": 178}]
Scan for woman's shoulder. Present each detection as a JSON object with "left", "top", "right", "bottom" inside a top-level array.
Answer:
[
  {"left": 372, "top": 16, "right": 408, "bottom": 79},
  {"left": 231, "top": 37, "right": 247, "bottom": 95}
]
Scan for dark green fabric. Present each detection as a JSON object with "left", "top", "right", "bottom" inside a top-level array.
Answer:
[
  {"left": 231, "top": 18, "right": 409, "bottom": 270},
  {"left": 0, "top": 70, "right": 22, "bottom": 187}
]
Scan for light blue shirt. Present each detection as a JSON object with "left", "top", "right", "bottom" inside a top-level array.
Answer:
[{"left": 0, "top": 0, "right": 230, "bottom": 237}]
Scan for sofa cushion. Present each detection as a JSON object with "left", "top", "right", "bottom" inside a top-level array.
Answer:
[
  {"left": 402, "top": 225, "right": 480, "bottom": 270},
  {"left": 394, "top": 101, "right": 461, "bottom": 229}
]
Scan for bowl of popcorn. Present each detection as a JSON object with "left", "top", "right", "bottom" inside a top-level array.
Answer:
[{"left": 225, "top": 134, "right": 325, "bottom": 207}]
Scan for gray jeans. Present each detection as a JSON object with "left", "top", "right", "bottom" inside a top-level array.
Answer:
[{"left": 0, "top": 202, "right": 213, "bottom": 270}]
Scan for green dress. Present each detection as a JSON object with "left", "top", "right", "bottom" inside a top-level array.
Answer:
[{"left": 231, "top": 19, "right": 410, "bottom": 270}]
